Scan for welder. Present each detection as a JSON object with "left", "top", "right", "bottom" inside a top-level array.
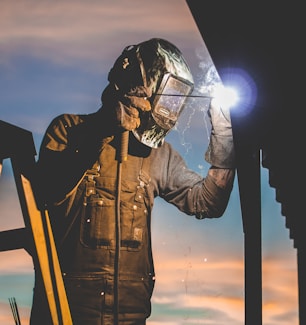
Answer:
[{"left": 29, "top": 38, "right": 236, "bottom": 325}]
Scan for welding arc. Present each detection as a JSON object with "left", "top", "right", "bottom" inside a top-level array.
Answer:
[
  {"left": 9, "top": 297, "right": 21, "bottom": 325},
  {"left": 156, "top": 93, "right": 212, "bottom": 98}
]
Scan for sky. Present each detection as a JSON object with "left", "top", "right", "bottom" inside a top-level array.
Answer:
[{"left": 0, "top": 1, "right": 299, "bottom": 324}]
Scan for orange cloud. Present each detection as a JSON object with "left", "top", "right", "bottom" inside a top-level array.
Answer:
[{"left": 0, "top": 0, "right": 199, "bottom": 70}]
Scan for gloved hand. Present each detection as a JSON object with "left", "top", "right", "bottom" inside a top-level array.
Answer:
[
  {"left": 205, "top": 98, "right": 236, "bottom": 168},
  {"left": 101, "top": 84, "right": 152, "bottom": 131},
  {"left": 115, "top": 93, "right": 151, "bottom": 131}
]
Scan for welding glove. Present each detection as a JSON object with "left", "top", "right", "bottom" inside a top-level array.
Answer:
[
  {"left": 102, "top": 84, "right": 152, "bottom": 131},
  {"left": 205, "top": 98, "right": 236, "bottom": 168},
  {"left": 115, "top": 93, "right": 151, "bottom": 131}
]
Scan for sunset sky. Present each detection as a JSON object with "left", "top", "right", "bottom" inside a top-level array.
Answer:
[{"left": 0, "top": 1, "right": 299, "bottom": 324}]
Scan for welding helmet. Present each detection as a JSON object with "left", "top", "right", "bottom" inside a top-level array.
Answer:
[{"left": 107, "top": 38, "right": 194, "bottom": 148}]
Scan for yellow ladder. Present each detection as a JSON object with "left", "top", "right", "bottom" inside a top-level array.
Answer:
[{"left": 0, "top": 120, "right": 73, "bottom": 325}]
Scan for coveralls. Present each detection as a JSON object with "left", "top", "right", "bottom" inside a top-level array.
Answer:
[{"left": 30, "top": 111, "right": 234, "bottom": 325}]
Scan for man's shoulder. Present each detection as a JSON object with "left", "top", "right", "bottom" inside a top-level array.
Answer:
[
  {"left": 160, "top": 140, "right": 178, "bottom": 152},
  {"left": 49, "top": 113, "right": 89, "bottom": 128},
  {"left": 149, "top": 140, "right": 176, "bottom": 158},
  {"left": 53, "top": 112, "right": 85, "bottom": 123}
]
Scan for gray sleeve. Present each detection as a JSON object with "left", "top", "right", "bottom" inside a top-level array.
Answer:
[{"left": 152, "top": 143, "right": 235, "bottom": 219}]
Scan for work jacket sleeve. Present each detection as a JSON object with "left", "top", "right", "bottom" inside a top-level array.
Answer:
[{"left": 152, "top": 143, "right": 235, "bottom": 219}]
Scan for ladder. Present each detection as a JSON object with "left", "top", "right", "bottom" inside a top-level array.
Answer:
[{"left": 0, "top": 120, "right": 72, "bottom": 325}]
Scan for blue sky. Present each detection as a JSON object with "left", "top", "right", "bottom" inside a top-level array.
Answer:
[{"left": 0, "top": 1, "right": 299, "bottom": 324}]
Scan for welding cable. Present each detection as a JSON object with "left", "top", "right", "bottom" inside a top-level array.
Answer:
[{"left": 114, "top": 130, "right": 129, "bottom": 325}]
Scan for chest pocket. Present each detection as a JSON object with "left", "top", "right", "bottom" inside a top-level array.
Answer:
[{"left": 80, "top": 170, "right": 150, "bottom": 251}]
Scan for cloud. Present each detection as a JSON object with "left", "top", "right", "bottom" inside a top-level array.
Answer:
[
  {"left": 0, "top": 0, "right": 200, "bottom": 70},
  {"left": 150, "top": 229, "right": 298, "bottom": 325},
  {"left": 0, "top": 250, "right": 33, "bottom": 274},
  {"left": 0, "top": 173, "right": 25, "bottom": 231},
  {"left": 0, "top": 0, "right": 209, "bottom": 138}
]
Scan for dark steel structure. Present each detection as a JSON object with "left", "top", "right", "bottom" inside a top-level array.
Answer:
[{"left": 186, "top": 1, "right": 304, "bottom": 324}]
